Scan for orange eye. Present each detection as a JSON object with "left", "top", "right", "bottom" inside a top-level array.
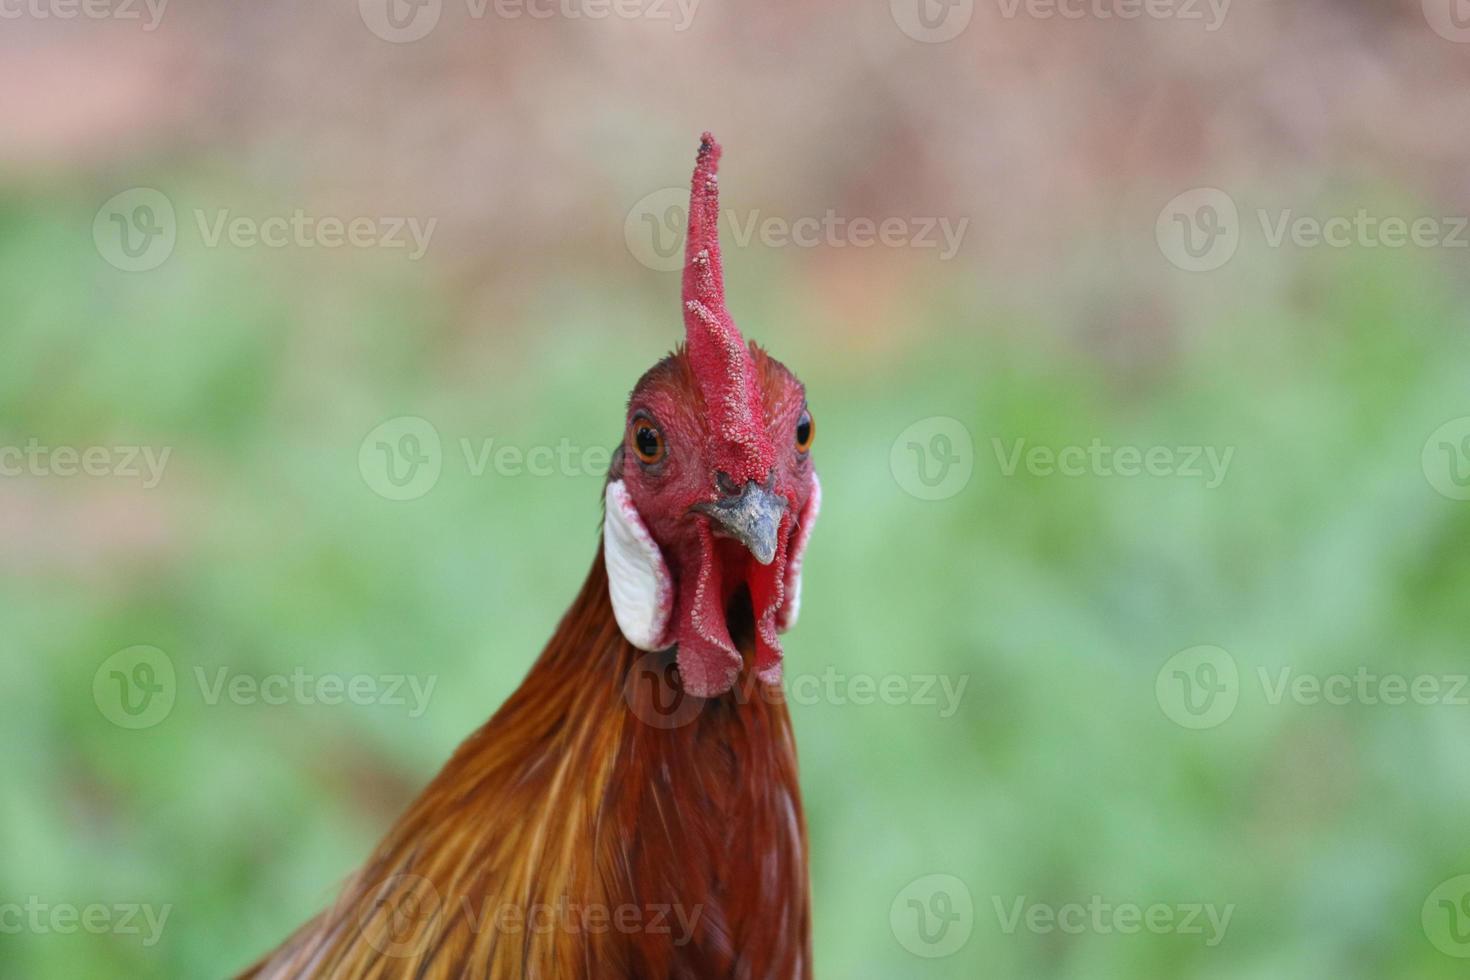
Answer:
[
  {"left": 795, "top": 409, "right": 814, "bottom": 454},
  {"left": 632, "top": 420, "right": 665, "bottom": 465}
]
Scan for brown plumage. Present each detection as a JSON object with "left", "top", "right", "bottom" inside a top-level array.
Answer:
[
  {"left": 241, "top": 553, "right": 809, "bottom": 979},
  {"left": 239, "top": 134, "right": 818, "bottom": 979}
]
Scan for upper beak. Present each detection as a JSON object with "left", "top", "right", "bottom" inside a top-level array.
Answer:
[{"left": 694, "top": 481, "right": 788, "bottom": 565}]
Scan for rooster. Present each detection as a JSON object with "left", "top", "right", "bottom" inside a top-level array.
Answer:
[{"left": 240, "top": 133, "right": 820, "bottom": 980}]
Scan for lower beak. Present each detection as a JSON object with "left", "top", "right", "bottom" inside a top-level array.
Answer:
[{"left": 694, "top": 482, "right": 788, "bottom": 565}]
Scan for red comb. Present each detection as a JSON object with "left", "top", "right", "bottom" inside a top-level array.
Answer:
[{"left": 682, "top": 133, "right": 776, "bottom": 484}]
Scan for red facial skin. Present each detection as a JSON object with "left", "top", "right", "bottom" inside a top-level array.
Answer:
[
  {"left": 615, "top": 347, "right": 815, "bottom": 697},
  {"left": 608, "top": 131, "right": 816, "bottom": 697}
]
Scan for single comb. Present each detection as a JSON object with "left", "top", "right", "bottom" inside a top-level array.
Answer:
[{"left": 681, "top": 132, "right": 777, "bottom": 486}]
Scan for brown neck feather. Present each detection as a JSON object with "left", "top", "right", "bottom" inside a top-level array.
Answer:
[{"left": 241, "top": 545, "right": 810, "bottom": 980}]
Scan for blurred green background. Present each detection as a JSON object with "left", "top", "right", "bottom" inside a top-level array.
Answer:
[{"left": 6, "top": 2, "right": 1470, "bottom": 978}]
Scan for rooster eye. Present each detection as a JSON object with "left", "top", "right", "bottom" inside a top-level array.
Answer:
[
  {"left": 631, "top": 420, "right": 666, "bottom": 465},
  {"left": 795, "top": 409, "right": 814, "bottom": 454}
]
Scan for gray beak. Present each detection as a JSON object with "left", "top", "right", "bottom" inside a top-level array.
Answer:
[{"left": 694, "top": 481, "right": 788, "bottom": 565}]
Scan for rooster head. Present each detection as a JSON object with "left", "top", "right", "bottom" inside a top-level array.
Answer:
[{"left": 604, "top": 133, "right": 820, "bottom": 699}]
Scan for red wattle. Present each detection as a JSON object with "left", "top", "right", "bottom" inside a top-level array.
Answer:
[
  {"left": 747, "top": 522, "right": 789, "bottom": 685},
  {"left": 673, "top": 523, "right": 741, "bottom": 698}
]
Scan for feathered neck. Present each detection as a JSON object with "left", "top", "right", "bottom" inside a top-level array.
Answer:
[{"left": 241, "top": 546, "right": 810, "bottom": 979}]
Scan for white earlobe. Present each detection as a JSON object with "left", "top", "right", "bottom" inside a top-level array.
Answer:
[
  {"left": 604, "top": 480, "right": 675, "bottom": 651},
  {"left": 777, "top": 472, "right": 820, "bottom": 632}
]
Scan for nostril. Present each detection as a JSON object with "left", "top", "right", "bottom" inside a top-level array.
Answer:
[{"left": 715, "top": 471, "right": 741, "bottom": 497}]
